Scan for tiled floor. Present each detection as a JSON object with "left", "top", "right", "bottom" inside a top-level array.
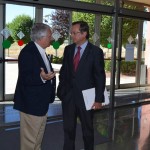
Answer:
[{"left": 1, "top": 87, "right": 150, "bottom": 150}]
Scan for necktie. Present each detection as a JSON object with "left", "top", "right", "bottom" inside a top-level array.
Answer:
[
  {"left": 44, "top": 53, "right": 51, "bottom": 73},
  {"left": 73, "top": 46, "right": 81, "bottom": 72}
]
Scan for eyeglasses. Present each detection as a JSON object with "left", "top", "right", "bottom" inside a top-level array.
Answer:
[{"left": 69, "top": 31, "right": 81, "bottom": 36}]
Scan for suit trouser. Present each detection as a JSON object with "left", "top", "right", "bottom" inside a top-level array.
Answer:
[
  {"left": 20, "top": 112, "right": 47, "bottom": 150},
  {"left": 62, "top": 99, "right": 94, "bottom": 150}
]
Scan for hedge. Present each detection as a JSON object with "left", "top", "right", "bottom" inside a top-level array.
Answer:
[
  {"left": 51, "top": 57, "right": 144, "bottom": 76},
  {"left": 105, "top": 60, "right": 144, "bottom": 76}
]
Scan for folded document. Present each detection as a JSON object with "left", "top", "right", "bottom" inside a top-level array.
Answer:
[{"left": 82, "top": 88, "right": 109, "bottom": 110}]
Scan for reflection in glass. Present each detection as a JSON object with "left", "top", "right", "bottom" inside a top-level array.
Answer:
[
  {"left": 145, "top": 18, "right": 150, "bottom": 85},
  {"left": 122, "top": 1, "right": 150, "bottom": 12},
  {"left": 76, "top": 0, "right": 114, "bottom": 6}
]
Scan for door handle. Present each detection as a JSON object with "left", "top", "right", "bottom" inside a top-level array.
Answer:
[
  {"left": 0, "top": 58, "right": 18, "bottom": 63},
  {"left": 0, "top": 58, "right": 2, "bottom": 63}
]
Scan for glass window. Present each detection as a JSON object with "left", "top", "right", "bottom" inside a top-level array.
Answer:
[
  {"left": 43, "top": 8, "right": 113, "bottom": 90},
  {"left": 5, "top": 4, "right": 35, "bottom": 95}
]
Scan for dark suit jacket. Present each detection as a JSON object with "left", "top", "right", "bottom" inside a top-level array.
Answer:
[
  {"left": 57, "top": 42, "right": 106, "bottom": 107},
  {"left": 14, "top": 41, "right": 56, "bottom": 116}
]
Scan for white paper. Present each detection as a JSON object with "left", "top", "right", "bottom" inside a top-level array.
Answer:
[{"left": 82, "top": 87, "right": 109, "bottom": 110}]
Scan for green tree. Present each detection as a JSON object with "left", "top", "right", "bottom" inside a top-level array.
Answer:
[
  {"left": 72, "top": 0, "right": 142, "bottom": 48},
  {"left": 7, "top": 14, "right": 33, "bottom": 44},
  {"left": 72, "top": 12, "right": 139, "bottom": 47},
  {"left": 50, "top": 9, "right": 70, "bottom": 45}
]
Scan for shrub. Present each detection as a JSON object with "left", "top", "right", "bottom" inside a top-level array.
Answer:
[
  {"left": 104, "top": 60, "right": 144, "bottom": 76},
  {"left": 120, "top": 61, "right": 136, "bottom": 75},
  {"left": 52, "top": 56, "right": 63, "bottom": 64},
  {"left": 105, "top": 60, "right": 111, "bottom": 72}
]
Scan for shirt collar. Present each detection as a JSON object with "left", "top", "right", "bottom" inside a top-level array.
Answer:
[
  {"left": 34, "top": 42, "right": 45, "bottom": 55},
  {"left": 76, "top": 40, "right": 88, "bottom": 50}
]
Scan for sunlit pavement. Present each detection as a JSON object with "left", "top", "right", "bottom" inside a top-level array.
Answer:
[{"left": 5, "top": 62, "right": 135, "bottom": 94}]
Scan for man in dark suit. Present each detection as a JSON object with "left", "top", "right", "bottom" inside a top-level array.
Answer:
[
  {"left": 13, "top": 23, "right": 56, "bottom": 150},
  {"left": 57, "top": 21, "right": 106, "bottom": 150}
]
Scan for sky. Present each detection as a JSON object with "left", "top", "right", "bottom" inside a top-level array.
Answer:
[
  {"left": 6, "top": 4, "right": 35, "bottom": 23},
  {"left": 6, "top": 4, "right": 53, "bottom": 24}
]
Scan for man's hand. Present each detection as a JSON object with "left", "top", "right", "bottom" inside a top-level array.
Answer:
[
  {"left": 91, "top": 102, "right": 102, "bottom": 110},
  {"left": 40, "top": 68, "right": 56, "bottom": 81}
]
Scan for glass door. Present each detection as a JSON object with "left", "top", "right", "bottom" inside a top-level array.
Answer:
[
  {"left": 114, "top": 17, "right": 150, "bottom": 106},
  {"left": 118, "top": 17, "right": 140, "bottom": 87},
  {"left": 3, "top": 4, "right": 35, "bottom": 100}
]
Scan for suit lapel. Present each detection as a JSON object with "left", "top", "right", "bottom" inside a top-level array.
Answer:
[
  {"left": 70, "top": 44, "right": 76, "bottom": 74},
  {"left": 33, "top": 42, "right": 48, "bottom": 73},
  {"left": 45, "top": 54, "right": 54, "bottom": 72}
]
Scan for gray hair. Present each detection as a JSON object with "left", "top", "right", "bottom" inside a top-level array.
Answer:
[{"left": 30, "top": 23, "right": 51, "bottom": 41}]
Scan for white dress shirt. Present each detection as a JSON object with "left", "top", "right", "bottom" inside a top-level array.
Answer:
[
  {"left": 34, "top": 42, "right": 52, "bottom": 83},
  {"left": 34, "top": 42, "right": 51, "bottom": 73}
]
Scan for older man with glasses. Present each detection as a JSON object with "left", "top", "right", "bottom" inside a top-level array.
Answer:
[{"left": 13, "top": 23, "right": 56, "bottom": 150}]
